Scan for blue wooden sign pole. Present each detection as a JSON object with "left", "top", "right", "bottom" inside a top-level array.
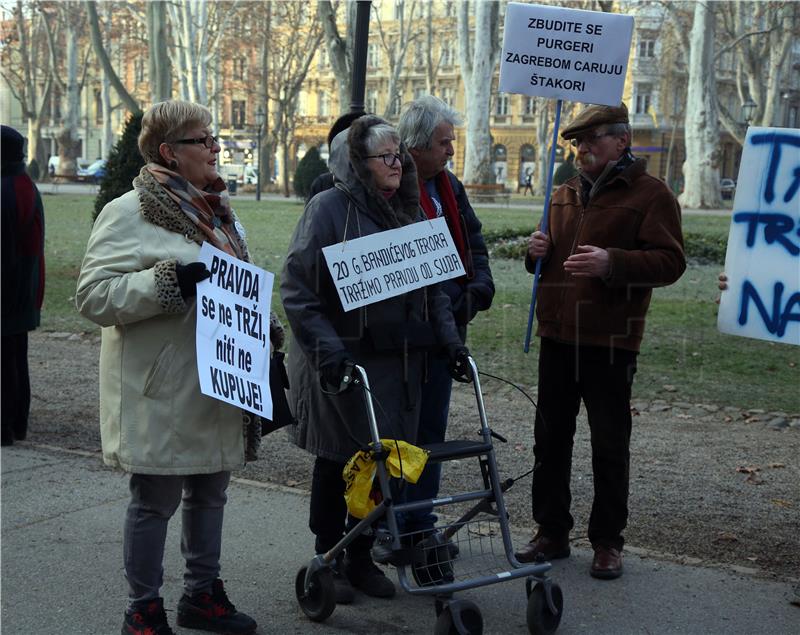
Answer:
[{"left": 523, "top": 98, "right": 563, "bottom": 353}]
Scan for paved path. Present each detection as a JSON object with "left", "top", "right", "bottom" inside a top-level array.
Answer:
[{"left": 2, "top": 444, "right": 797, "bottom": 634}]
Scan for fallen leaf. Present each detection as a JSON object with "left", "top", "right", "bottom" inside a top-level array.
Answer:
[
  {"left": 771, "top": 499, "right": 792, "bottom": 508},
  {"left": 723, "top": 416, "right": 733, "bottom": 423},
  {"left": 768, "top": 463, "right": 786, "bottom": 469},
  {"left": 630, "top": 407, "right": 640, "bottom": 416},
  {"left": 736, "top": 466, "right": 760, "bottom": 474},
  {"left": 663, "top": 385, "right": 677, "bottom": 392},
  {"left": 714, "top": 532, "right": 738, "bottom": 542},
  {"left": 746, "top": 556, "right": 758, "bottom": 562},
  {"left": 675, "top": 413, "right": 693, "bottom": 419}
]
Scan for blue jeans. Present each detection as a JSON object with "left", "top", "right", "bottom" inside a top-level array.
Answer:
[
  {"left": 123, "top": 472, "right": 230, "bottom": 606},
  {"left": 401, "top": 354, "right": 452, "bottom": 533}
]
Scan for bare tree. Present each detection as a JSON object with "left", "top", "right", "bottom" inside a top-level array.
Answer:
[
  {"left": 261, "top": 2, "right": 324, "bottom": 196},
  {"left": 166, "top": 0, "right": 238, "bottom": 104},
  {"left": 372, "top": 0, "right": 419, "bottom": 120},
  {"left": 678, "top": 1, "right": 721, "bottom": 208},
  {"left": 317, "top": 0, "right": 356, "bottom": 113},
  {"left": 147, "top": 0, "right": 171, "bottom": 103},
  {"left": 0, "top": 0, "right": 53, "bottom": 168},
  {"left": 456, "top": 0, "right": 501, "bottom": 184}
]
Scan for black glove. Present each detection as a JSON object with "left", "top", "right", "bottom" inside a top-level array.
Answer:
[
  {"left": 446, "top": 344, "right": 472, "bottom": 383},
  {"left": 319, "top": 351, "right": 356, "bottom": 393},
  {"left": 176, "top": 262, "right": 211, "bottom": 299}
]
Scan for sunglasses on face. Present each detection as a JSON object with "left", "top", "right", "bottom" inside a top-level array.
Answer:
[
  {"left": 174, "top": 135, "right": 218, "bottom": 149},
  {"left": 569, "top": 132, "right": 615, "bottom": 148},
  {"left": 366, "top": 152, "right": 402, "bottom": 167}
]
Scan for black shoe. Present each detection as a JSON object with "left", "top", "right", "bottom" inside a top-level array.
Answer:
[
  {"left": 176, "top": 579, "right": 257, "bottom": 634},
  {"left": 122, "top": 598, "right": 174, "bottom": 635},
  {"left": 411, "top": 531, "right": 456, "bottom": 587},
  {"left": 344, "top": 555, "right": 396, "bottom": 598}
]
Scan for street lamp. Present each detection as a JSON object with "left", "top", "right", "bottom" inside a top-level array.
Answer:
[
  {"left": 255, "top": 105, "right": 265, "bottom": 201},
  {"left": 741, "top": 99, "right": 757, "bottom": 128}
]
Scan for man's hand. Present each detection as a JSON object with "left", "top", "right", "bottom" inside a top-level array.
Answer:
[
  {"left": 527, "top": 231, "right": 551, "bottom": 260},
  {"left": 563, "top": 245, "right": 610, "bottom": 278}
]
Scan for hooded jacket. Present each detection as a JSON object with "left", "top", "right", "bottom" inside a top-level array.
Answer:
[{"left": 281, "top": 116, "right": 461, "bottom": 462}]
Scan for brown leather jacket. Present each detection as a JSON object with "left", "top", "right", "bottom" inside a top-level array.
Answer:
[{"left": 525, "top": 159, "right": 685, "bottom": 352}]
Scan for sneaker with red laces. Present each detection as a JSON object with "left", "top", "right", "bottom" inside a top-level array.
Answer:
[
  {"left": 122, "top": 598, "right": 175, "bottom": 635},
  {"left": 176, "top": 579, "right": 257, "bottom": 634}
]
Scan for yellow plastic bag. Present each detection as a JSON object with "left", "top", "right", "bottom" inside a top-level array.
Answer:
[{"left": 342, "top": 439, "right": 430, "bottom": 519}]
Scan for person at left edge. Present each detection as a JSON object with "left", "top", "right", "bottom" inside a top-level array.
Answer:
[
  {"left": 76, "top": 100, "right": 282, "bottom": 635},
  {"left": 281, "top": 115, "right": 468, "bottom": 603},
  {"left": 1, "top": 125, "right": 45, "bottom": 446}
]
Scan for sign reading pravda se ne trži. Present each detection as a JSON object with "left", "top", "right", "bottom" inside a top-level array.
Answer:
[
  {"left": 196, "top": 242, "right": 276, "bottom": 417},
  {"left": 322, "top": 217, "right": 465, "bottom": 312},
  {"left": 499, "top": 3, "right": 633, "bottom": 106},
  {"left": 717, "top": 127, "right": 800, "bottom": 346}
]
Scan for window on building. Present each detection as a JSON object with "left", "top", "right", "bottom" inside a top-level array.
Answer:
[
  {"left": 94, "top": 90, "right": 102, "bottom": 124},
  {"left": 441, "top": 87, "right": 454, "bottom": 107},
  {"left": 318, "top": 47, "right": 329, "bottom": 70},
  {"left": 414, "top": 83, "right": 426, "bottom": 100},
  {"left": 318, "top": 92, "right": 330, "bottom": 117},
  {"left": 394, "top": 0, "right": 403, "bottom": 20},
  {"left": 494, "top": 93, "right": 509, "bottom": 116},
  {"left": 413, "top": 45, "right": 425, "bottom": 68},
  {"left": 440, "top": 42, "right": 454, "bottom": 67},
  {"left": 390, "top": 91, "right": 403, "bottom": 116},
  {"left": 134, "top": 58, "right": 145, "bottom": 83},
  {"left": 637, "top": 39, "right": 655, "bottom": 58},
  {"left": 367, "top": 89, "right": 378, "bottom": 114},
  {"left": 635, "top": 83, "right": 652, "bottom": 114},
  {"left": 233, "top": 57, "right": 247, "bottom": 81},
  {"left": 367, "top": 43, "right": 380, "bottom": 68},
  {"left": 524, "top": 96, "right": 536, "bottom": 116},
  {"left": 232, "top": 100, "right": 246, "bottom": 129}
]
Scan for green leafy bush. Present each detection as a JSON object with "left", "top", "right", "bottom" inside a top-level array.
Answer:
[
  {"left": 293, "top": 147, "right": 328, "bottom": 199},
  {"left": 486, "top": 230, "right": 727, "bottom": 264},
  {"left": 93, "top": 111, "right": 144, "bottom": 222},
  {"left": 27, "top": 158, "right": 40, "bottom": 181},
  {"left": 553, "top": 155, "right": 578, "bottom": 186}
]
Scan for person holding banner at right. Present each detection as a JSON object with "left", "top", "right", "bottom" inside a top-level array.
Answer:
[{"left": 516, "top": 102, "right": 685, "bottom": 579}]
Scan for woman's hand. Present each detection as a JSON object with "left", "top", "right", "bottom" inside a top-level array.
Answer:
[{"left": 176, "top": 262, "right": 211, "bottom": 299}]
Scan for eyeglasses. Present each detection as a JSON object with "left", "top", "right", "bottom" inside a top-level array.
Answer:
[
  {"left": 570, "top": 132, "right": 615, "bottom": 148},
  {"left": 174, "top": 135, "right": 218, "bottom": 149},
  {"left": 366, "top": 152, "right": 401, "bottom": 167}
]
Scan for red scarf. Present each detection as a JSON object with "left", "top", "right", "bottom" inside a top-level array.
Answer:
[{"left": 417, "top": 171, "right": 471, "bottom": 280}]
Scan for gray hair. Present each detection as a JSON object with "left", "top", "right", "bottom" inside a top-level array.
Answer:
[
  {"left": 363, "top": 123, "right": 400, "bottom": 154},
  {"left": 603, "top": 122, "right": 632, "bottom": 145},
  {"left": 397, "top": 95, "right": 462, "bottom": 150}
]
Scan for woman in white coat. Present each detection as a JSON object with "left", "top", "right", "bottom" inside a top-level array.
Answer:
[{"left": 76, "top": 101, "right": 269, "bottom": 635}]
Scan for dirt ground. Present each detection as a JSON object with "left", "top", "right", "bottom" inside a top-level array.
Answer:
[{"left": 26, "top": 331, "right": 800, "bottom": 585}]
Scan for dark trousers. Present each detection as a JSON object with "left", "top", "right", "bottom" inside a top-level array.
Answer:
[
  {"left": 401, "top": 353, "right": 452, "bottom": 533},
  {"left": 309, "top": 456, "right": 372, "bottom": 555},
  {"left": 531, "top": 338, "right": 637, "bottom": 550},
  {"left": 2, "top": 333, "right": 30, "bottom": 444}
]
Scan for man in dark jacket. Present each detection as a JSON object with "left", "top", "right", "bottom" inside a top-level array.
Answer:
[
  {"left": 1, "top": 125, "right": 45, "bottom": 445},
  {"left": 515, "top": 103, "right": 685, "bottom": 579},
  {"left": 397, "top": 95, "right": 495, "bottom": 538}
]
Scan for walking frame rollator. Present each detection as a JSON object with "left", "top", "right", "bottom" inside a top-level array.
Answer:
[{"left": 295, "top": 357, "right": 564, "bottom": 635}]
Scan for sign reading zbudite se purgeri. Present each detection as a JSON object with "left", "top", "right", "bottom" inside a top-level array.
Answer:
[
  {"left": 322, "top": 217, "right": 465, "bottom": 312},
  {"left": 196, "top": 242, "right": 275, "bottom": 417},
  {"left": 717, "top": 127, "right": 800, "bottom": 346},
  {"left": 499, "top": 3, "right": 634, "bottom": 106}
]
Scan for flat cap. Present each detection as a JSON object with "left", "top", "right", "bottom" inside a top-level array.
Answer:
[{"left": 561, "top": 102, "right": 629, "bottom": 140}]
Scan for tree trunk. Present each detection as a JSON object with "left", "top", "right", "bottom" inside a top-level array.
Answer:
[
  {"left": 147, "top": 0, "right": 171, "bottom": 103},
  {"left": 318, "top": 0, "right": 354, "bottom": 113},
  {"left": 679, "top": 1, "right": 721, "bottom": 209},
  {"left": 57, "top": 8, "right": 82, "bottom": 177},
  {"left": 85, "top": 1, "right": 139, "bottom": 113},
  {"left": 457, "top": 1, "right": 500, "bottom": 184}
]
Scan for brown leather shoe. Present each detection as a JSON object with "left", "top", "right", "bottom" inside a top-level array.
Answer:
[
  {"left": 514, "top": 531, "right": 570, "bottom": 563},
  {"left": 590, "top": 545, "right": 623, "bottom": 579}
]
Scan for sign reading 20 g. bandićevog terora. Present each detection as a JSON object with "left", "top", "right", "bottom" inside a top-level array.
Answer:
[
  {"left": 718, "top": 127, "right": 800, "bottom": 346},
  {"left": 195, "top": 242, "right": 275, "bottom": 417},
  {"left": 499, "top": 2, "right": 633, "bottom": 106}
]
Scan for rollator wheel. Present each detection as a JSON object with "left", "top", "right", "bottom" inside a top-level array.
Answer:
[
  {"left": 433, "top": 599, "right": 483, "bottom": 635},
  {"left": 526, "top": 582, "right": 563, "bottom": 635},
  {"left": 294, "top": 565, "right": 335, "bottom": 622}
]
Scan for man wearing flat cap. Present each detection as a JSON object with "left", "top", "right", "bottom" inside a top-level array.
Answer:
[{"left": 515, "top": 103, "right": 685, "bottom": 579}]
